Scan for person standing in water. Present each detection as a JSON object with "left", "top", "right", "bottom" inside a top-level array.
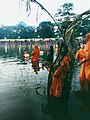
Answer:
[
  {"left": 75, "top": 33, "right": 90, "bottom": 111},
  {"left": 75, "top": 43, "right": 86, "bottom": 92},
  {"left": 31, "top": 45, "right": 40, "bottom": 74}
]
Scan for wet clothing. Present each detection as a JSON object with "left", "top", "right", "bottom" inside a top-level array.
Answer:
[
  {"left": 83, "top": 40, "right": 90, "bottom": 81},
  {"left": 75, "top": 33, "right": 90, "bottom": 111},
  {"left": 31, "top": 45, "right": 40, "bottom": 73},
  {"left": 31, "top": 46, "right": 39, "bottom": 62},
  {"left": 75, "top": 49, "right": 86, "bottom": 81},
  {"left": 75, "top": 40, "right": 90, "bottom": 90},
  {"left": 50, "top": 53, "right": 70, "bottom": 97}
]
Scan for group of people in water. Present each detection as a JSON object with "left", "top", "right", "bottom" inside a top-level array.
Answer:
[
  {"left": 23, "top": 44, "right": 54, "bottom": 74},
  {"left": 22, "top": 33, "right": 90, "bottom": 112}
]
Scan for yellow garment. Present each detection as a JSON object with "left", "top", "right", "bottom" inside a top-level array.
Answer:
[
  {"left": 75, "top": 39, "right": 90, "bottom": 92},
  {"left": 75, "top": 49, "right": 86, "bottom": 63},
  {"left": 84, "top": 40, "right": 90, "bottom": 60},
  {"left": 50, "top": 53, "right": 70, "bottom": 97},
  {"left": 75, "top": 49, "right": 86, "bottom": 80},
  {"left": 83, "top": 40, "right": 90, "bottom": 80}
]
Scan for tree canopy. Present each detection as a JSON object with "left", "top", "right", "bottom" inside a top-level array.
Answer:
[{"left": 21, "top": 0, "right": 90, "bottom": 86}]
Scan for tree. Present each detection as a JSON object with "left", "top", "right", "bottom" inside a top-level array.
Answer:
[
  {"left": 62, "top": 3, "right": 74, "bottom": 16},
  {"left": 54, "top": 3, "right": 75, "bottom": 21},
  {"left": 54, "top": 3, "right": 76, "bottom": 38},
  {"left": 74, "top": 19, "right": 90, "bottom": 37},
  {"left": 0, "top": 21, "right": 38, "bottom": 39},
  {"left": 37, "top": 21, "right": 55, "bottom": 38},
  {"left": 20, "top": 0, "right": 90, "bottom": 98}
]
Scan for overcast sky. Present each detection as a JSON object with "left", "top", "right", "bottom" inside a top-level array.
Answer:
[{"left": 0, "top": 0, "right": 90, "bottom": 26}]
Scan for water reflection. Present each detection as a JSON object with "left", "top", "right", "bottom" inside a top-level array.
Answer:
[
  {"left": 0, "top": 41, "right": 71, "bottom": 120},
  {"left": 0, "top": 41, "right": 55, "bottom": 61},
  {"left": 42, "top": 99, "right": 70, "bottom": 120},
  {"left": 35, "top": 75, "right": 71, "bottom": 120}
]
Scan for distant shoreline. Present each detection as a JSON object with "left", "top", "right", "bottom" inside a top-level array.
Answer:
[{"left": 0, "top": 38, "right": 55, "bottom": 42}]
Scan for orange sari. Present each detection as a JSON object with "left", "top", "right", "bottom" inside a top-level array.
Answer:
[
  {"left": 83, "top": 40, "right": 90, "bottom": 81},
  {"left": 75, "top": 49, "right": 86, "bottom": 80},
  {"left": 75, "top": 33, "right": 90, "bottom": 92},
  {"left": 31, "top": 45, "right": 39, "bottom": 62},
  {"left": 50, "top": 53, "right": 70, "bottom": 97},
  {"left": 31, "top": 45, "right": 40, "bottom": 73}
]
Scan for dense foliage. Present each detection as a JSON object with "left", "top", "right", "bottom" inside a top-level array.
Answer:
[{"left": 0, "top": 21, "right": 55, "bottom": 39}]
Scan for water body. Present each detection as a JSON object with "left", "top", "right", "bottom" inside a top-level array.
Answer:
[{"left": 0, "top": 42, "right": 90, "bottom": 120}]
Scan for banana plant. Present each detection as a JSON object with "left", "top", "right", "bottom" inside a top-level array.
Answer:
[{"left": 20, "top": 0, "right": 90, "bottom": 96}]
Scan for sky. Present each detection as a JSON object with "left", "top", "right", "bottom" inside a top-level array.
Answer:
[{"left": 0, "top": 0, "right": 90, "bottom": 26}]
